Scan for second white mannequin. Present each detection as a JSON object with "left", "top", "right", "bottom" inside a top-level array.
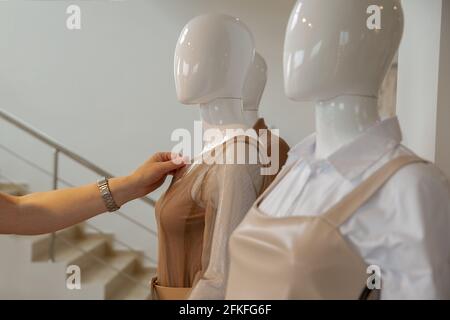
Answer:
[
  {"left": 174, "top": 13, "right": 255, "bottom": 153},
  {"left": 242, "top": 52, "right": 268, "bottom": 127},
  {"left": 226, "top": 0, "right": 450, "bottom": 300}
]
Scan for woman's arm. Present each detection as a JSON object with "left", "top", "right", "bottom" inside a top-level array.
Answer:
[{"left": 0, "top": 152, "right": 185, "bottom": 235}]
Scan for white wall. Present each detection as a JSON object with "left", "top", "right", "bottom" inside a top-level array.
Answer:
[
  {"left": 397, "top": 0, "right": 443, "bottom": 162},
  {"left": 1, "top": 0, "right": 447, "bottom": 265},
  {"left": 0, "top": 0, "right": 314, "bottom": 263},
  {"left": 436, "top": 0, "right": 450, "bottom": 179}
]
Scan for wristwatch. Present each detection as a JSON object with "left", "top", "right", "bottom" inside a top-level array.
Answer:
[{"left": 97, "top": 177, "right": 120, "bottom": 212}]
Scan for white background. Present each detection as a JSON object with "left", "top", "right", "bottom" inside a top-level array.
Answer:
[
  {"left": 0, "top": 0, "right": 448, "bottom": 262},
  {"left": 0, "top": 0, "right": 312, "bottom": 262}
]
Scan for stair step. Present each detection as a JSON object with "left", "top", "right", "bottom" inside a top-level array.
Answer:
[
  {"left": 81, "top": 251, "right": 141, "bottom": 299},
  {"left": 108, "top": 267, "right": 155, "bottom": 300},
  {"left": 0, "top": 183, "right": 28, "bottom": 196},
  {"left": 31, "top": 224, "right": 85, "bottom": 261},
  {"left": 34, "top": 234, "right": 111, "bottom": 272},
  {"left": 1, "top": 176, "right": 156, "bottom": 300}
]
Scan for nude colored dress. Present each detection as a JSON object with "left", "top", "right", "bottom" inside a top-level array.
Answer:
[
  {"left": 153, "top": 121, "right": 289, "bottom": 300},
  {"left": 253, "top": 118, "right": 290, "bottom": 193}
]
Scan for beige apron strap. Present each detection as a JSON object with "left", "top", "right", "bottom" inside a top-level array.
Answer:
[{"left": 323, "top": 155, "right": 426, "bottom": 227}]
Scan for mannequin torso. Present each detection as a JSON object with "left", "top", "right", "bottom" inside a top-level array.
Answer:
[{"left": 226, "top": 0, "right": 450, "bottom": 300}]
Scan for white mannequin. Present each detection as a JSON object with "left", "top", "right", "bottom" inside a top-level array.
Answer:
[
  {"left": 242, "top": 52, "right": 268, "bottom": 127},
  {"left": 172, "top": 15, "right": 266, "bottom": 300},
  {"left": 280, "top": 0, "right": 450, "bottom": 298},
  {"left": 284, "top": 0, "right": 403, "bottom": 158},
  {"left": 226, "top": 0, "right": 450, "bottom": 300},
  {"left": 174, "top": 13, "right": 255, "bottom": 151}
]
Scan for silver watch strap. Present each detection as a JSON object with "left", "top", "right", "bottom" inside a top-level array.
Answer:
[{"left": 97, "top": 177, "right": 120, "bottom": 212}]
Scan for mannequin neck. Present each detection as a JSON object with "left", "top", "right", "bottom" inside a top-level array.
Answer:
[
  {"left": 200, "top": 98, "right": 247, "bottom": 128},
  {"left": 243, "top": 109, "right": 259, "bottom": 127},
  {"left": 199, "top": 98, "right": 248, "bottom": 151},
  {"left": 315, "top": 95, "right": 380, "bottom": 159}
]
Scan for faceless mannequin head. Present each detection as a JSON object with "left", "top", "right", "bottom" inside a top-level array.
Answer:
[
  {"left": 174, "top": 13, "right": 255, "bottom": 104},
  {"left": 284, "top": 0, "right": 403, "bottom": 101},
  {"left": 243, "top": 52, "right": 268, "bottom": 112}
]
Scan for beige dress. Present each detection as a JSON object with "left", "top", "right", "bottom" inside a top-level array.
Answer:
[
  {"left": 253, "top": 118, "right": 290, "bottom": 193},
  {"left": 153, "top": 123, "right": 290, "bottom": 300},
  {"left": 226, "top": 155, "right": 425, "bottom": 299},
  {"left": 153, "top": 132, "right": 289, "bottom": 299},
  {"left": 152, "top": 163, "right": 207, "bottom": 299}
]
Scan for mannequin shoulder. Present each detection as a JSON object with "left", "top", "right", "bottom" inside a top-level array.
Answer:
[
  {"left": 383, "top": 145, "right": 448, "bottom": 191},
  {"left": 391, "top": 160, "right": 449, "bottom": 191},
  {"left": 347, "top": 156, "right": 450, "bottom": 249},
  {"left": 273, "top": 133, "right": 290, "bottom": 152},
  {"left": 211, "top": 162, "right": 262, "bottom": 183},
  {"left": 385, "top": 158, "right": 450, "bottom": 213},
  {"left": 193, "top": 163, "right": 262, "bottom": 207},
  {"left": 202, "top": 135, "right": 262, "bottom": 168}
]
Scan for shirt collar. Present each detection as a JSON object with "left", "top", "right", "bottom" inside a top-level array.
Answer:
[{"left": 289, "top": 117, "right": 403, "bottom": 180}]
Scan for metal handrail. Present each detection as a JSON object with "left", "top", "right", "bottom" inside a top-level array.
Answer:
[
  {"left": 0, "top": 108, "right": 158, "bottom": 263},
  {"left": 0, "top": 142, "right": 157, "bottom": 237},
  {"left": 0, "top": 108, "right": 156, "bottom": 207}
]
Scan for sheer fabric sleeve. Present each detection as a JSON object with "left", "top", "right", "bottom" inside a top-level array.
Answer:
[{"left": 189, "top": 141, "right": 263, "bottom": 299}]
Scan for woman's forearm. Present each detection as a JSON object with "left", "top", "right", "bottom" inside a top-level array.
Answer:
[
  {"left": 0, "top": 152, "right": 185, "bottom": 235},
  {"left": 0, "top": 175, "right": 142, "bottom": 235}
]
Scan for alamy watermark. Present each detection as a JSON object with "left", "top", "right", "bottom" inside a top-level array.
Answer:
[
  {"left": 66, "top": 5, "right": 81, "bottom": 30},
  {"left": 170, "top": 121, "right": 280, "bottom": 176},
  {"left": 66, "top": 265, "right": 81, "bottom": 290},
  {"left": 62, "top": 3, "right": 387, "bottom": 31},
  {"left": 366, "top": 4, "right": 400, "bottom": 30},
  {"left": 366, "top": 5, "right": 382, "bottom": 30},
  {"left": 366, "top": 265, "right": 382, "bottom": 290}
]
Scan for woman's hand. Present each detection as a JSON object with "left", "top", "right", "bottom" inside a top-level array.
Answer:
[
  {"left": 109, "top": 152, "right": 185, "bottom": 207},
  {"left": 110, "top": 152, "right": 187, "bottom": 206},
  {"left": 129, "top": 152, "right": 187, "bottom": 197}
]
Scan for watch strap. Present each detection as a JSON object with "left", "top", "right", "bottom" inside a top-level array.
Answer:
[{"left": 97, "top": 177, "right": 120, "bottom": 212}]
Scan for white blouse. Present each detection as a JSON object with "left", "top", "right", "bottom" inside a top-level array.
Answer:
[{"left": 260, "top": 117, "right": 450, "bottom": 299}]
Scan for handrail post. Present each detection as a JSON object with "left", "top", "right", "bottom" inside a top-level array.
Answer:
[{"left": 49, "top": 149, "right": 59, "bottom": 262}]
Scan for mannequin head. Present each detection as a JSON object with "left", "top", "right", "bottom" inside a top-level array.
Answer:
[
  {"left": 243, "top": 52, "right": 268, "bottom": 112},
  {"left": 174, "top": 13, "right": 255, "bottom": 104},
  {"left": 284, "top": 0, "right": 403, "bottom": 101},
  {"left": 242, "top": 52, "right": 267, "bottom": 127}
]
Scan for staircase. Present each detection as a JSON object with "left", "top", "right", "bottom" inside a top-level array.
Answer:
[
  {"left": 0, "top": 183, "right": 155, "bottom": 300},
  {"left": 0, "top": 109, "right": 160, "bottom": 300}
]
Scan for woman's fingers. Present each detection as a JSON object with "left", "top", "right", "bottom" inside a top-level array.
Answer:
[
  {"left": 152, "top": 152, "right": 190, "bottom": 165},
  {"left": 157, "top": 158, "right": 186, "bottom": 174}
]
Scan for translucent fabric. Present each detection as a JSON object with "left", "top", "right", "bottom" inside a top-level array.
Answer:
[{"left": 154, "top": 124, "right": 289, "bottom": 300}]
